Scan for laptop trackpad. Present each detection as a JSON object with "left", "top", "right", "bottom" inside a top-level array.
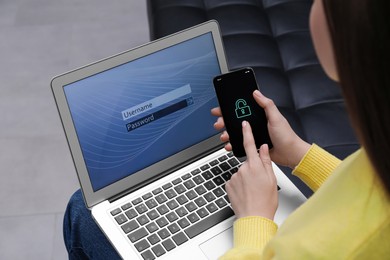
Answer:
[{"left": 199, "top": 227, "right": 233, "bottom": 260}]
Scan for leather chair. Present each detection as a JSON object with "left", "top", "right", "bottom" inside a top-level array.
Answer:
[{"left": 146, "top": 0, "right": 359, "bottom": 197}]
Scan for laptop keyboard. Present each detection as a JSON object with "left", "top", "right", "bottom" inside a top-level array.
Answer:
[{"left": 109, "top": 152, "right": 242, "bottom": 260}]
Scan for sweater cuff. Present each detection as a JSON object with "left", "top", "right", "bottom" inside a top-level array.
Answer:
[
  {"left": 233, "top": 216, "right": 278, "bottom": 249},
  {"left": 293, "top": 144, "right": 341, "bottom": 191}
]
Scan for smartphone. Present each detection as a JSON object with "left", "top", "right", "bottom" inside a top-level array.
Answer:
[{"left": 213, "top": 67, "right": 272, "bottom": 157}]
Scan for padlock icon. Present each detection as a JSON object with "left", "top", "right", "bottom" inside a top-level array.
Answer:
[{"left": 235, "top": 99, "right": 252, "bottom": 118}]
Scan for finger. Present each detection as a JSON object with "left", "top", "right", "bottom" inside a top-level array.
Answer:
[
  {"left": 220, "top": 131, "right": 229, "bottom": 142},
  {"left": 253, "top": 90, "right": 283, "bottom": 125},
  {"left": 242, "top": 121, "right": 258, "bottom": 160},
  {"left": 259, "top": 144, "right": 273, "bottom": 172},
  {"left": 225, "top": 142, "right": 232, "bottom": 151},
  {"left": 211, "top": 107, "right": 222, "bottom": 117},
  {"left": 214, "top": 117, "right": 225, "bottom": 130}
]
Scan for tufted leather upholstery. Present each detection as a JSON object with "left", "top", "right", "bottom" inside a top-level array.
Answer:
[{"left": 146, "top": 0, "right": 359, "bottom": 197}]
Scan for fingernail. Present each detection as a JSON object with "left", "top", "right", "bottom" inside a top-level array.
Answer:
[
  {"left": 254, "top": 90, "right": 261, "bottom": 97},
  {"left": 242, "top": 121, "right": 247, "bottom": 127}
]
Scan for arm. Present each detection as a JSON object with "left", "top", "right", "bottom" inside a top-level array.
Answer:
[{"left": 293, "top": 144, "right": 341, "bottom": 192}]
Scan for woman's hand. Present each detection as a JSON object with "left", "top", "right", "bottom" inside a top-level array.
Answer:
[
  {"left": 225, "top": 121, "right": 278, "bottom": 219},
  {"left": 211, "top": 90, "right": 311, "bottom": 169}
]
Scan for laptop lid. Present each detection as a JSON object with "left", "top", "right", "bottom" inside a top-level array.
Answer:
[{"left": 51, "top": 20, "right": 229, "bottom": 208}]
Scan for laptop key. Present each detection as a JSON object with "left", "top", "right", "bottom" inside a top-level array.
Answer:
[
  {"left": 137, "top": 215, "right": 150, "bottom": 226},
  {"left": 114, "top": 214, "right": 127, "bottom": 225},
  {"left": 155, "top": 194, "right": 168, "bottom": 204},
  {"left": 215, "top": 198, "right": 227, "bottom": 208},
  {"left": 183, "top": 179, "right": 195, "bottom": 189},
  {"left": 177, "top": 218, "right": 190, "bottom": 228},
  {"left": 132, "top": 197, "right": 143, "bottom": 205},
  {"left": 128, "top": 227, "right": 148, "bottom": 243},
  {"left": 110, "top": 208, "right": 121, "bottom": 216},
  {"left": 200, "top": 164, "right": 210, "bottom": 171},
  {"left": 172, "top": 231, "right": 188, "bottom": 246},
  {"left": 212, "top": 176, "right": 224, "bottom": 187},
  {"left": 206, "top": 202, "right": 218, "bottom": 213},
  {"left": 185, "top": 206, "right": 234, "bottom": 239},
  {"left": 166, "top": 212, "right": 178, "bottom": 222},
  {"left": 182, "top": 173, "right": 191, "bottom": 180},
  {"left": 210, "top": 166, "right": 222, "bottom": 176},
  {"left": 167, "top": 223, "right": 180, "bottom": 234},
  {"left": 136, "top": 204, "right": 148, "bottom": 214},
  {"left": 195, "top": 185, "right": 206, "bottom": 195},
  {"left": 197, "top": 207, "right": 209, "bottom": 218},
  {"left": 172, "top": 178, "right": 181, "bottom": 185},
  {"left": 121, "top": 220, "right": 139, "bottom": 234},
  {"left": 219, "top": 162, "right": 231, "bottom": 171},
  {"left": 162, "top": 238, "right": 176, "bottom": 251},
  {"left": 230, "top": 167, "right": 239, "bottom": 174},
  {"left": 221, "top": 172, "right": 232, "bottom": 181},
  {"left": 162, "top": 183, "right": 172, "bottom": 190},
  {"left": 156, "top": 204, "right": 169, "bottom": 215},
  {"left": 141, "top": 250, "right": 155, "bottom": 260},
  {"left": 147, "top": 234, "right": 161, "bottom": 245},
  {"left": 145, "top": 199, "right": 158, "bottom": 209},
  {"left": 157, "top": 228, "right": 170, "bottom": 239},
  {"left": 147, "top": 209, "right": 159, "bottom": 220},
  {"left": 204, "top": 192, "right": 216, "bottom": 202},
  {"left": 174, "top": 184, "right": 186, "bottom": 194},
  {"left": 156, "top": 216, "right": 169, "bottom": 228},
  {"left": 185, "top": 190, "right": 198, "bottom": 200},
  {"left": 176, "top": 195, "right": 188, "bottom": 205},
  {"left": 187, "top": 212, "right": 200, "bottom": 223},
  {"left": 151, "top": 244, "right": 166, "bottom": 257},
  {"left": 210, "top": 159, "right": 219, "bottom": 166},
  {"left": 167, "top": 200, "right": 179, "bottom": 210},
  {"left": 227, "top": 158, "right": 240, "bottom": 167},
  {"left": 164, "top": 189, "right": 177, "bottom": 199},
  {"left": 193, "top": 175, "right": 205, "bottom": 185},
  {"left": 201, "top": 170, "right": 213, "bottom": 180},
  {"left": 134, "top": 238, "right": 150, "bottom": 252},
  {"left": 146, "top": 222, "right": 159, "bottom": 233},
  {"left": 204, "top": 181, "right": 216, "bottom": 190},
  {"left": 185, "top": 202, "right": 197, "bottom": 212},
  {"left": 191, "top": 168, "right": 201, "bottom": 175},
  {"left": 125, "top": 208, "right": 138, "bottom": 220},
  {"left": 121, "top": 203, "right": 132, "bottom": 211},
  {"left": 212, "top": 187, "right": 225, "bottom": 197},
  {"left": 152, "top": 187, "right": 163, "bottom": 195},
  {"left": 175, "top": 206, "right": 188, "bottom": 217},
  {"left": 194, "top": 197, "right": 207, "bottom": 207},
  {"left": 218, "top": 155, "right": 228, "bottom": 162},
  {"left": 142, "top": 193, "right": 153, "bottom": 200}
]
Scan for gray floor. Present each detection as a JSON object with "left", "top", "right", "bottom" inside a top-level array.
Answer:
[{"left": 0, "top": 0, "right": 149, "bottom": 259}]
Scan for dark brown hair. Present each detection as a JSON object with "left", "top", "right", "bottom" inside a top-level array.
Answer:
[{"left": 322, "top": 0, "right": 390, "bottom": 197}]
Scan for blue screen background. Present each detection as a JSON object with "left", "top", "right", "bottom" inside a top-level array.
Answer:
[{"left": 64, "top": 33, "right": 221, "bottom": 191}]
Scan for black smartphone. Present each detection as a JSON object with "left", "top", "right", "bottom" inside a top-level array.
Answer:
[{"left": 213, "top": 67, "right": 272, "bottom": 157}]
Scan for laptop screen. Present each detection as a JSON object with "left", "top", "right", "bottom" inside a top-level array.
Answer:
[{"left": 64, "top": 32, "right": 221, "bottom": 191}]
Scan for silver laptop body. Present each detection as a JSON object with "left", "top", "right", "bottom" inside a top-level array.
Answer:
[{"left": 51, "top": 20, "right": 306, "bottom": 260}]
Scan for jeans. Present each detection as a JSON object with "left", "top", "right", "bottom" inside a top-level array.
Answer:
[{"left": 63, "top": 190, "right": 120, "bottom": 259}]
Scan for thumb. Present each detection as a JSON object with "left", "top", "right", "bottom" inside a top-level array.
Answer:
[{"left": 253, "top": 90, "right": 283, "bottom": 125}]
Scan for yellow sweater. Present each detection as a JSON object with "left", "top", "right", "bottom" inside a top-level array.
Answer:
[{"left": 220, "top": 144, "right": 390, "bottom": 259}]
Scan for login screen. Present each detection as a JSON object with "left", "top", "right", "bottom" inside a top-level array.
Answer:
[{"left": 64, "top": 33, "right": 220, "bottom": 191}]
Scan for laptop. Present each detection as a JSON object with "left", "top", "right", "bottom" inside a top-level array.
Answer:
[{"left": 52, "top": 20, "right": 306, "bottom": 260}]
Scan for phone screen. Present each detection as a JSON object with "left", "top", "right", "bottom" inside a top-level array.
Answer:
[{"left": 213, "top": 68, "right": 272, "bottom": 157}]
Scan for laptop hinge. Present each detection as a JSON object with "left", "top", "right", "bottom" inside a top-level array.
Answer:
[{"left": 108, "top": 145, "right": 224, "bottom": 204}]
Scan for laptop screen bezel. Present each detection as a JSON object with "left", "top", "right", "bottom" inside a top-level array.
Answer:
[{"left": 51, "top": 20, "right": 229, "bottom": 208}]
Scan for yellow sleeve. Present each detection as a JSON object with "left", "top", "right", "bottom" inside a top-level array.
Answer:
[
  {"left": 219, "top": 216, "right": 278, "bottom": 260},
  {"left": 293, "top": 144, "right": 341, "bottom": 192}
]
